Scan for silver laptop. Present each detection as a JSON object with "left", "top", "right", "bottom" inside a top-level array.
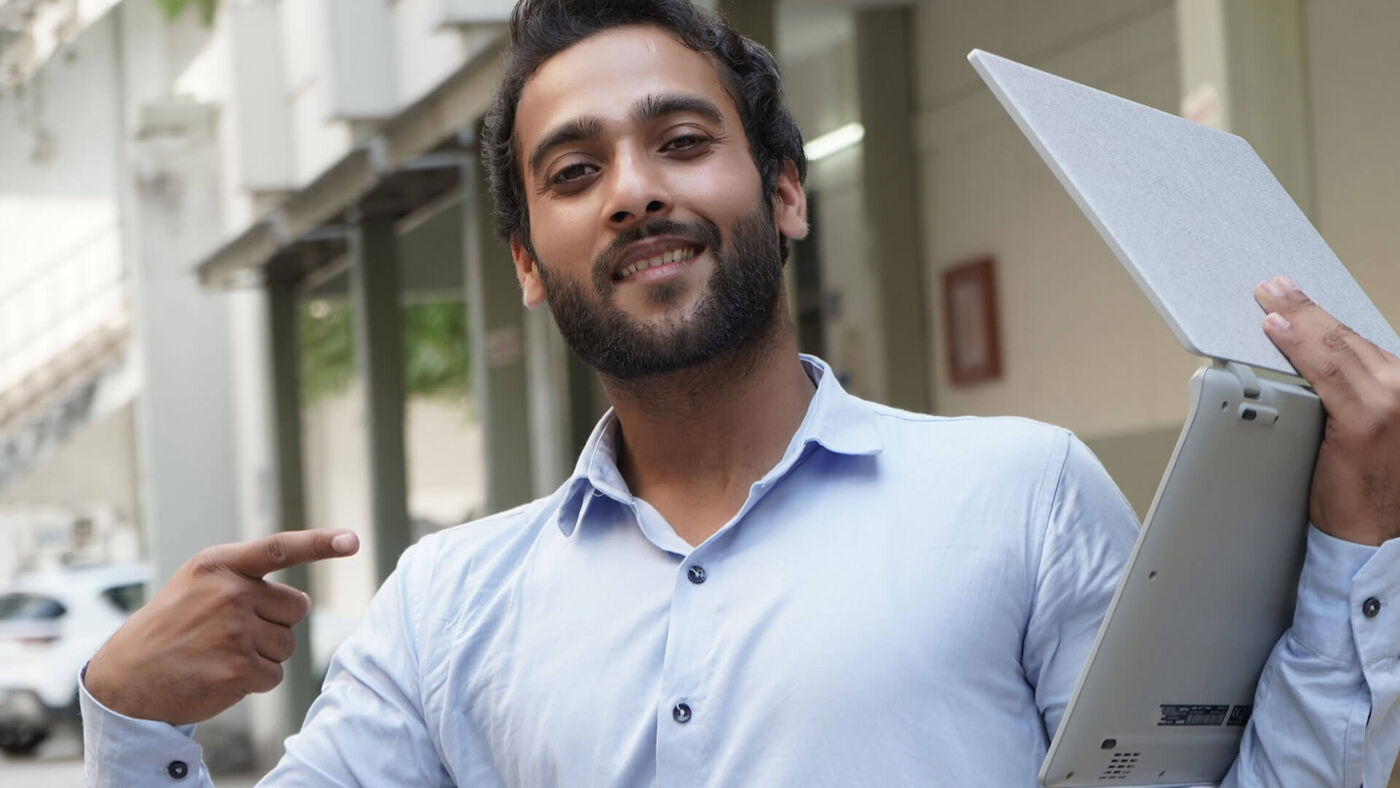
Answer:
[{"left": 967, "top": 49, "right": 1400, "bottom": 786}]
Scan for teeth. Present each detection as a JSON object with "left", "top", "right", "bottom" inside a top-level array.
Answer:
[{"left": 620, "top": 246, "right": 697, "bottom": 278}]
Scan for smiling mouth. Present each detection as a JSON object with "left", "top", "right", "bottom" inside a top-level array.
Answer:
[{"left": 616, "top": 245, "right": 702, "bottom": 281}]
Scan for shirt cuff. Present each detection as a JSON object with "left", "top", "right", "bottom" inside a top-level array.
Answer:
[
  {"left": 79, "top": 663, "right": 206, "bottom": 786},
  {"left": 1349, "top": 536, "right": 1400, "bottom": 671},
  {"left": 1289, "top": 525, "right": 1390, "bottom": 665}
]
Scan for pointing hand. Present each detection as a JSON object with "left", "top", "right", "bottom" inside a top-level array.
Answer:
[{"left": 84, "top": 529, "right": 359, "bottom": 725}]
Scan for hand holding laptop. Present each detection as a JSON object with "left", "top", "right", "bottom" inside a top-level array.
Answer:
[{"left": 1257, "top": 274, "right": 1400, "bottom": 547}]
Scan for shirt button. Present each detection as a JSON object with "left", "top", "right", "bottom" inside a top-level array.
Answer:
[
  {"left": 1363, "top": 597, "right": 1382, "bottom": 618},
  {"left": 687, "top": 565, "right": 706, "bottom": 584},
  {"left": 672, "top": 702, "right": 692, "bottom": 723},
  {"left": 167, "top": 761, "right": 189, "bottom": 779}
]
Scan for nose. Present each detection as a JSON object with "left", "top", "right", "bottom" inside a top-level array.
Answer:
[{"left": 604, "top": 147, "right": 672, "bottom": 230}]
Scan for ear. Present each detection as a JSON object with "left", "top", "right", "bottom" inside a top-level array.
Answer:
[
  {"left": 772, "top": 159, "right": 809, "bottom": 242},
  {"left": 510, "top": 232, "right": 548, "bottom": 309}
]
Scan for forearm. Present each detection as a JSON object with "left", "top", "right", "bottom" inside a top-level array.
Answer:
[{"left": 1223, "top": 528, "right": 1400, "bottom": 786}]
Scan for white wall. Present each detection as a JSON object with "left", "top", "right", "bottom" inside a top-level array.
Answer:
[
  {"left": 0, "top": 10, "right": 124, "bottom": 393},
  {"left": 391, "top": 0, "right": 471, "bottom": 106},
  {"left": 278, "top": 0, "right": 354, "bottom": 185},
  {"left": 272, "top": 0, "right": 475, "bottom": 188}
]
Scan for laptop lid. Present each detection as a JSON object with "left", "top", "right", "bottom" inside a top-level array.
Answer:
[{"left": 966, "top": 48, "right": 1400, "bottom": 376}]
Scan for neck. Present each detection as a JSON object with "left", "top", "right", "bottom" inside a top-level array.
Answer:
[{"left": 602, "top": 316, "right": 816, "bottom": 545}]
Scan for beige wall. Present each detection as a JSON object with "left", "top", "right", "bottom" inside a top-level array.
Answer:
[
  {"left": 913, "top": 0, "right": 1203, "bottom": 443},
  {"left": 1305, "top": 0, "right": 1400, "bottom": 323}
]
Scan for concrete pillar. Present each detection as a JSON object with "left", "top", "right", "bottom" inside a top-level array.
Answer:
[
  {"left": 524, "top": 306, "right": 574, "bottom": 497},
  {"left": 1176, "top": 0, "right": 1313, "bottom": 215},
  {"left": 463, "top": 143, "right": 535, "bottom": 513},
  {"left": 348, "top": 218, "right": 412, "bottom": 583},
  {"left": 566, "top": 352, "right": 609, "bottom": 458},
  {"left": 263, "top": 280, "right": 319, "bottom": 753},
  {"left": 127, "top": 111, "right": 239, "bottom": 604},
  {"left": 114, "top": 0, "right": 260, "bottom": 767},
  {"left": 855, "top": 7, "right": 932, "bottom": 413}
]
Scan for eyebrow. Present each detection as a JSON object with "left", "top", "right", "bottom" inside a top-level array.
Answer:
[
  {"left": 630, "top": 93, "right": 724, "bottom": 127},
  {"left": 526, "top": 93, "right": 726, "bottom": 177}
]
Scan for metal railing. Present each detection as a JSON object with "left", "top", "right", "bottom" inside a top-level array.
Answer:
[{"left": 0, "top": 222, "right": 128, "bottom": 400}]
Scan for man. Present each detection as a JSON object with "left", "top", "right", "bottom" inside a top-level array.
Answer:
[{"left": 83, "top": 0, "right": 1400, "bottom": 784}]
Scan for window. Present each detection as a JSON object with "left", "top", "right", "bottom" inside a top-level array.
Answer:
[
  {"left": 0, "top": 593, "right": 66, "bottom": 621},
  {"left": 101, "top": 583, "right": 148, "bottom": 614}
]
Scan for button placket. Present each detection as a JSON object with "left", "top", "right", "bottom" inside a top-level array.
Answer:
[{"left": 656, "top": 547, "right": 718, "bottom": 784}]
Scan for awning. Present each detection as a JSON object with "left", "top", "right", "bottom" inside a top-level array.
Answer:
[{"left": 195, "top": 34, "right": 506, "bottom": 290}]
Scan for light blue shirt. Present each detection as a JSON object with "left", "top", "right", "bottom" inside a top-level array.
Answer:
[{"left": 83, "top": 356, "right": 1400, "bottom": 786}]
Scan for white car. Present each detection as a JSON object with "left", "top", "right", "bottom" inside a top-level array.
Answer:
[{"left": 0, "top": 563, "right": 150, "bottom": 755}]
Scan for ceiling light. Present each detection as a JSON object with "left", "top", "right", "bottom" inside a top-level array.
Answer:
[{"left": 803, "top": 122, "right": 865, "bottom": 162}]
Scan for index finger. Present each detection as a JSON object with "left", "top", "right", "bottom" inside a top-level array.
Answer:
[
  {"left": 219, "top": 530, "right": 359, "bottom": 578},
  {"left": 1254, "top": 276, "right": 1377, "bottom": 406}
]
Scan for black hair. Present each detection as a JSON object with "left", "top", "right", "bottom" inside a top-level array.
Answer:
[{"left": 480, "top": 0, "right": 807, "bottom": 245}]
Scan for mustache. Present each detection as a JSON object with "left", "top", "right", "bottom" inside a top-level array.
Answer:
[{"left": 592, "top": 218, "right": 724, "bottom": 291}]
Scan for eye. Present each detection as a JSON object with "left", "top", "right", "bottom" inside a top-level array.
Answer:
[
  {"left": 549, "top": 162, "right": 598, "bottom": 186},
  {"left": 662, "top": 134, "right": 711, "bottom": 154}
]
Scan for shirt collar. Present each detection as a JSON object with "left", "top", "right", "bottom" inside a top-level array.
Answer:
[
  {"left": 552, "top": 354, "right": 883, "bottom": 537},
  {"left": 795, "top": 354, "right": 884, "bottom": 458}
]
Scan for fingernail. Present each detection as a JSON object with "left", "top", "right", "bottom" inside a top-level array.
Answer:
[
  {"left": 1262, "top": 278, "right": 1284, "bottom": 296},
  {"left": 331, "top": 532, "right": 356, "bottom": 553},
  {"left": 1278, "top": 275, "right": 1298, "bottom": 292},
  {"left": 1265, "top": 312, "right": 1290, "bottom": 331}
]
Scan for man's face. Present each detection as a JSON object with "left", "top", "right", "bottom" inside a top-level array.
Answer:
[{"left": 510, "top": 24, "right": 806, "bottom": 379}]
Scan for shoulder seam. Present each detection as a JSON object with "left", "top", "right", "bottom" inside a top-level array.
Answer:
[{"left": 1025, "top": 428, "right": 1076, "bottom": 622}]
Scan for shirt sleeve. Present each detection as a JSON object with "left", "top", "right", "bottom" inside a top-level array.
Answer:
[
  {"left": 261, "top": 538, "right": 454, "bottom": 786},
  {"left": 79, "top": 665, "right": 213, "bottom": 787},
  {"left": 1022, "top": 433, "right": 1141, "bottom": 739},
  {"left": 1223, "top": 527, "right": 1400, "bottom": 787}
]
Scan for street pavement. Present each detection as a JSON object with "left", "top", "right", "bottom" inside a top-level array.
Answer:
[{"left": 0, "top": 725, "right": 262, "bottom": 787}]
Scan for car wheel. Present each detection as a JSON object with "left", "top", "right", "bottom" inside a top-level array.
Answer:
[{"left": 0, "top": 724, "right": 48, "bottom": 756}]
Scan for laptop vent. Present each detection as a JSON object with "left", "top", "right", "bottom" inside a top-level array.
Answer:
[{"left": 1098, "top": 752, "right": 1139, "bottom": 781}]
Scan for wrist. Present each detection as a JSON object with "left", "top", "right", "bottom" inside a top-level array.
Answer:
[
  {"left": 1311, "top": 519, "right": 1392, "bottom": 548},
  {"left": 84, "top": 650, "right": 140, "bottom": 719}
]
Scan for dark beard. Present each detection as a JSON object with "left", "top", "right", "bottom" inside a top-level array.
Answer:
[{"left": 534, "top": 203, "right": 785, "bottom": 380}]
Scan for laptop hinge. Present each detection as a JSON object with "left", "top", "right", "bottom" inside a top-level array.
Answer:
[{"left": 1213, "top": 359, "right": 1263, "bottom": 400}]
